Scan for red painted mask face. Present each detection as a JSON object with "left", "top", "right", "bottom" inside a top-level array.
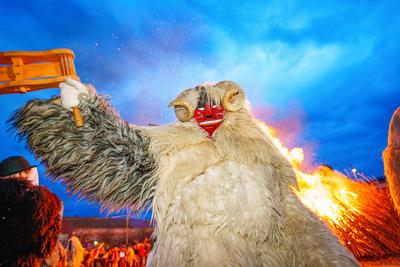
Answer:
[{"left": 194, "top": 103, "right": 225, "bottom": 137}]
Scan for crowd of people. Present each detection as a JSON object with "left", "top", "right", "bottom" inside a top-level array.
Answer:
[
  {"left": 80, "top": 237, "right": 151, "bottom": 267},
  {"left": 47, "top": 235, "right": 152, "bottom": 267}
]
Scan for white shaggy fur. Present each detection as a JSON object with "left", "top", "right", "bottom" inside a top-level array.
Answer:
[{"left": 144, "top": 107, "right": 358, "bottom": 266}]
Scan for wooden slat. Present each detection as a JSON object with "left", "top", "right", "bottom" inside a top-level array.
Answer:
[
  {"left": 0, "top": 66, "right": 12, "bottom": 82},
  {"left": 23, "top": 62, "right": 62, "bottom": 79},
  {"left": 65, "top": 55, "right": 73, "bottom": 75},
  {"left": 0, "top": 75, "right": 80, "bottom": 94},
  {"left": 60, "top": 55, "right": 67, "bottom": 76},
  {"left": 0, "top": 49, "right": 75, "bottom": 64},
  {"left": 0, "top": 63, "right": 62, "bottom": 82}
]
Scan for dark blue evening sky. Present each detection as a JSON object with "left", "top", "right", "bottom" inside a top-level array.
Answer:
[{"left": 1, "top": 0, "right": 400, "bottom": 217}]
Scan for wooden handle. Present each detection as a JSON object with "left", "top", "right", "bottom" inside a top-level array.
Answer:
[
  {"left": 72, "top": 106, "right": 84, "bottom": 128},
  {"left": 52, "top": 98, "right": 84, "bottom": 128}
]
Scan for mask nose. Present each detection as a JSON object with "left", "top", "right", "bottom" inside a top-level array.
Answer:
[{"left": 204, "top": 104, "right": 213, "bottom": 117}]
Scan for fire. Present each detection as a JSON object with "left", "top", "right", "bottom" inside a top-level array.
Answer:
[
  {"left": 260, "top": 122, "right": 358, "bottom": 223},
  {"left": 259, "top": 121, "right": 400, "bottom": 259},
  {"left": 293, "top": 168, "right": 359, "bottom": 225}
]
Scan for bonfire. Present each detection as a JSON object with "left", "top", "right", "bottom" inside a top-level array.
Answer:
[{"left": 261, "top": 122, "right": 400, "bottom": 259}]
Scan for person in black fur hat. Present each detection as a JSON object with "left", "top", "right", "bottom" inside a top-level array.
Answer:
[{"left": 0, "top": 156, "right": 62, "bottom": 267}]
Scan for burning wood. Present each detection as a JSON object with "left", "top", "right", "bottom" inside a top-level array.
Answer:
[
  {"left": 295, "top": 167, "right": 400, "bottom": 259},
  {"left": 260, "top": 120, "right": 400, "bottom": 260}
]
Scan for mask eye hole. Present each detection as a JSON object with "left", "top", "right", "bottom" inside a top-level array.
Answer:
[{"left": 198, "top": 107, "right": 205, "bottom": 111}]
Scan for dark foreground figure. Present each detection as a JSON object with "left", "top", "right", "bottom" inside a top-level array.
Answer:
[
  {"left": 0, "top": 156, "right": 62, "bottom": 267},
  {"left": 384, "top": 108, "right": 400, "bottom": 216}
]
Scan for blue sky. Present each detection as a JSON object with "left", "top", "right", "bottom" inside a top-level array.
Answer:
[{"left": 1, "top": 0, "right": 399, "bottom": 217}]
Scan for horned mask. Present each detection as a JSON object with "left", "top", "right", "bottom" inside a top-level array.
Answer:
[{"left": 168, "top": 81, "right": 246, "bottom": 137}]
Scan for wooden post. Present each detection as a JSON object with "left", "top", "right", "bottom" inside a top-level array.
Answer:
[{"left": 126, "top": 208, "right": 130, "bottom": 245}]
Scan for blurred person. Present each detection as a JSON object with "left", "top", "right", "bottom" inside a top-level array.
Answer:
[
  {"left": 66, "top": 236, "right": 85, "bottom": 267},
  {"left": 92, "top": 243, "right": 105, "bottom": 267},
  {"left": 43, "top": 240, "right": 67, "bottom": 267},
  {"left": 131, "top": 242, "right": 140, "bottom": 267},
  {"left": 119, "top": 246, "right": 127, "bottom": 267},
  {"left": 0, "top": 155, "right": 62, "bottom": 267},
  {"left": 136, "top": 241, "right": 145, "bottom": 266},
  {"left": 125, "top": 245, "right": 134, "bottom": 267},
  {"left": 107, "top": 246, "right": 120, "bottom": 267},
  {"left": 82, "top": 250, "right": 92, "bottom": 267},
  {"left": 143, "top": 237, "right": 151, "bottom": 265}
]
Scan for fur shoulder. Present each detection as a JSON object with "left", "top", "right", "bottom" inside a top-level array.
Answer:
[{"left": 142, "top": 121, "right": 208, "bottom": 155}]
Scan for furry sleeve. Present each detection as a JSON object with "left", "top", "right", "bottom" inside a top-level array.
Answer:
[{"left": 9, "top": 94, "right": 158, "bottom": 211}]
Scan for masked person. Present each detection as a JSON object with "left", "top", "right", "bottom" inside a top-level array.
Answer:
[
  {"left": 0, "top": 156, "right": 62, "bottom": 267},
  {"left": 11, "top": 79, "right": 359, "bottom": 266}
]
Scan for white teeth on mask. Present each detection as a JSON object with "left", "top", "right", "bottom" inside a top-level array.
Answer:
[{"left": 199, "top": 119, "right": 223, "bottom": 126}]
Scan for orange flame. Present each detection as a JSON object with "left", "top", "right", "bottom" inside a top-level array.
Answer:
[
  {"left": 258, "top": 120, "right": 400, "bottom": 259},
  {"left": 260, "top": 122, "right": 359, "bottom": 225}
]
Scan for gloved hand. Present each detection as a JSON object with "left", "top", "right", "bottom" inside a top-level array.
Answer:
[{"left": 59, "top": 77, "right": 89, "bottom": 110}]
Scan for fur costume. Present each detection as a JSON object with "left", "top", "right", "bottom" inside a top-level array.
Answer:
[
  {"left": 383, "top": 107, "right": 400, "bottom": 214},
  {"left": 0, "top": 178, "right": 62, "bottom": 267},
  {"left": 10, "top": 80, "right": 359, "bottom": 266}
]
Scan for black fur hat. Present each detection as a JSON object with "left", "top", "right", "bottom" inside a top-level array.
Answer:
[{"left": 0, "top": 156, "right": 36, "bottom": 177}]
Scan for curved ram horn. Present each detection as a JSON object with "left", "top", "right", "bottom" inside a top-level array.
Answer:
[
  {"left": 217, "top": 81, "right": 245, "bottom": 112},
  {"left": 168, "top": 99, "right": 194, "bottom": 122}
]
